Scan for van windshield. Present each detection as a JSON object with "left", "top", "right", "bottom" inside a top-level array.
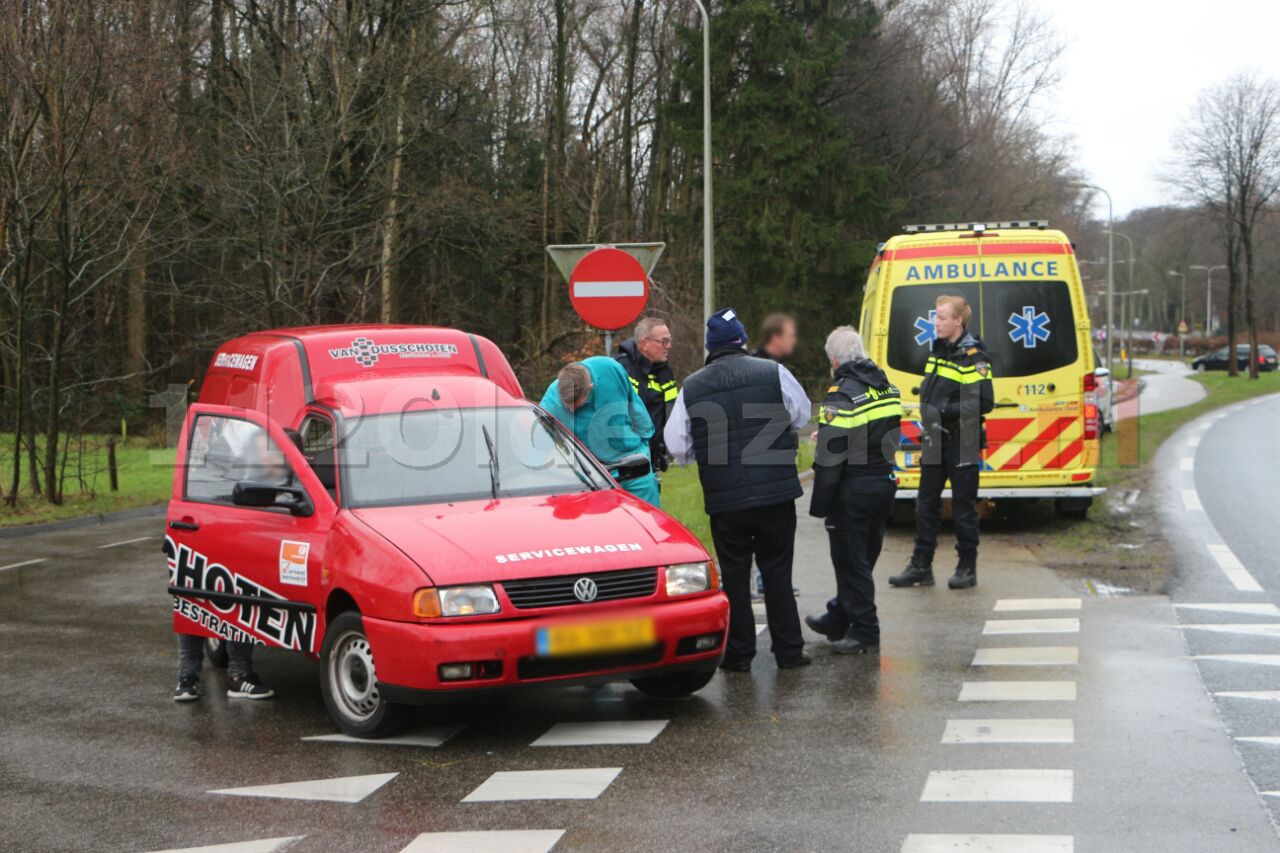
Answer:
[
  {"left": 887, "top": 281, "right": 1079, "bottom": 378},
  {"left": 342, "top": 406, "right": 613, "bottom": 508}
]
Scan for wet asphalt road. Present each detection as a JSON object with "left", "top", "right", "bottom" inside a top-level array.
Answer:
[
  {"left": 3, "top": 475, "right": 1279, "bottom": 852},
  {"left": 1159, "top": 391, "right": 1280, "bottom": 831}
]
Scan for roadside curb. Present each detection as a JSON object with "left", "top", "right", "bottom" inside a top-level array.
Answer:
[{"left": 0, "top": 504, "right": 165, "bottom": 540}]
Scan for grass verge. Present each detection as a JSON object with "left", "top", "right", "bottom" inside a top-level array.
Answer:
[{"left": 0, "top": 435, "right": 174, "bottom": 528}]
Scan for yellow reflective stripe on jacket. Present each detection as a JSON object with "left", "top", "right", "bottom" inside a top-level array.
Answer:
[
  {"left": 819, "top": 397, "right": 904, "bottom": 429},
  {"left": 646, "top": 376, "right": 678, "bottom": 401},
  {"left": 925, "top": 356, "right": 990, "bottom": 384}
]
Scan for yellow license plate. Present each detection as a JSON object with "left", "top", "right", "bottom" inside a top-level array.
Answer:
[{"left": 536, "top": 617, "right": 655, "bottom": 657}]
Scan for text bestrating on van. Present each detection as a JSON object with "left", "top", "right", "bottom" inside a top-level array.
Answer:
[
  {"left": 495, "top": 543, "right": 644, "bottom": 564},
  {"left": 165, "top": 535, "right": 316, "bottom": 653}
]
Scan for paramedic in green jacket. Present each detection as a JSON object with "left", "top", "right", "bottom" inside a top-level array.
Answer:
[{"left": 539, "top": 356, "right": 662, "bottom": 506}]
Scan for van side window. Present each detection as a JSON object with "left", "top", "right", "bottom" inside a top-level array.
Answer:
[
  {"left": 185, "top": 415, "right": 295, "bottom": 505},
  {"left": 300, "top": 414, "right": 339, "bottom": 502}
]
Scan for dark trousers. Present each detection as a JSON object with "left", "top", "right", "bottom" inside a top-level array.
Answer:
[
  {"left": 711, "top": 501, "right": 804, "bottom": 665},
  {"left": 824, "top": 479, "right": 897, "bottom": 643},
  {"left": 914, "top": 454, "right": 980, "bottom": 562},
  {"left": 178, "top": 633, "right": 253, "bottom": 681}
]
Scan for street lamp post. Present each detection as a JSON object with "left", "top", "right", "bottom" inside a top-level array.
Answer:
[
  {"left": 1075, "top": 183, "right": 1115, "bottom": 401},
  {"left": 690, "top": 0, "right": 714, "bottom": 320},
  {"left": 1168, "top": 270, "right": 1185, "bottom": 358},
  {"left": 1106, "top": 229, "right": 1134, "bottom": 377},
  {"left": 1190, "top": 264, "right": 1226, "bottom": 343},
  {"left": 1115, "top": 288, "right": 1150, "bottom": 378}
]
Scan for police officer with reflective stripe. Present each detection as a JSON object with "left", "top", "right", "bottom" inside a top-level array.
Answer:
[
  {"left": 615, "top": 317, "right": 678, "bottom": 472},
  {"left": 806, "top": 327, "right": 903, "bottom": 654},
  {"left": 891, "top": 294, "right": 994, "bottom": 590}
]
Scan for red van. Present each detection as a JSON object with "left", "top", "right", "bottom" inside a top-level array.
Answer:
[{"left": 166, "top": 326, "right": 728, "bottom": 737}]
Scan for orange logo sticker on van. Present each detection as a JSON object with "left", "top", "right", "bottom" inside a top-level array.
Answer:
[{"left": 279, "top": 540, "right": 310, "bottom": 587}]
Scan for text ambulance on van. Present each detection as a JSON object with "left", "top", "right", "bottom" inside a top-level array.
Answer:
[
  {"left": 166, "top": 326, "right": 728, "bottom": 737},
  {"left": 858, "top": 221, "right": 1106, "bottom": 519}
]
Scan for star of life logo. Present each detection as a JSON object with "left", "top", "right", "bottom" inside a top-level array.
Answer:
[
  {"left": 1008, "top": 306, "right": 1051, "bottom": 348},
  {"left": 914, "top": 310, "right": 938, "bottom": 346},
  {"left": 327, "top": 337, "right": 460, "bottom": 367}
]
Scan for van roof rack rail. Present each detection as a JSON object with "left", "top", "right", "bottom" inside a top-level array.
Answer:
[{"left": 903, "top": 220, "right": 1050, "bottom": 234}]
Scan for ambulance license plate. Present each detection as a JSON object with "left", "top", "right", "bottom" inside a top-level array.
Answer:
[{"left": 536, "top": 617, "right": 655, "bottom": 657}]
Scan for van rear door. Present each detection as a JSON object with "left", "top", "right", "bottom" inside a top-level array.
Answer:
[{"left": 885, "top": 278, "right": 1086, "bottom": 473}]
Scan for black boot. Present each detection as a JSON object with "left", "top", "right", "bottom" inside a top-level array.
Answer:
[
  {"left": 889, "top": 556, "right": 935, "bottom": 588},
  {"left": 831, "top": 628, "right": 880, "bottom": 655},
  {"left": 805, "top": 613, "right": 846, "bottom": 642},
  {"left": 948, "top": 557, "right": 977, "bottom": 589}
]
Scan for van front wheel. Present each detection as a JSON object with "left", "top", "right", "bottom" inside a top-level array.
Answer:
[{"left": 319, "top": 612, "right": 407, "bottom": 738}]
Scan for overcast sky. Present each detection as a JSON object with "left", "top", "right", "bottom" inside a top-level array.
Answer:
[{"left": 1036, "top": 0, "right": 1280, "bottom": 216}]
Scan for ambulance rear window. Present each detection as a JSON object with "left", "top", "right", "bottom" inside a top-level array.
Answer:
[{"left": 887, "top": 281, "right": 1078, "bottom": 377}]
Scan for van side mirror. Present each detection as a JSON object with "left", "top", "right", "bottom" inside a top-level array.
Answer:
[
  {"left": 232, "top": 481, "right": 315, "bottom": 517},
  {"left": 610, "top": 453, "right": 652, "bottom": 483}
]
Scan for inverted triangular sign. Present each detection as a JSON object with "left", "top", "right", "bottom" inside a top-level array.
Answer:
[{"left": 546, "top": 243, "right": 666, "bottom": 282}]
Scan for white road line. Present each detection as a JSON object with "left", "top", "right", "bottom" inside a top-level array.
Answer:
[
  {"left": 1182, "top": 489, "right": 1203, "bottom": 511},
  {"left": 972, "top": 647, "right": 1078, "bottom": 666},
  {"left": 0, "top": 558, "right": 46, "bottom": 573},
  {"left": 959, "top": 681, "right": 1077, "bottom": 702},
  {"left": 1194, "top": 655, "right": 1280, "bottom": 666},
  {"left": 901, "top": 835, "right": 1073, "bottom": 853},
  {"left": 209, "top": 772, "right": 397, "bottom": 804},
  {"left": 920, "top": 769, "right": 1073, "bottom": 803},
  {"left": 983, "top": 618, "right": 1079, "bottom": 636},
  {"left": 532, "top": 720, "right": 667, "bottom": 747},
  {"left": 462, "top": 768, "right": 621, "bottom": 802},
  {"left": 993, "top": 599, "right": 1081, "bottom": 612},
  {"left": 1180, "top": 456, "right": 1195, "bottom": 472},
  {"left": 941, "top": 719, "right": 1073, "bottom": 744},
  {"left": 1187, "top": 436, "right": 1201, "bottom": 448},
  {"left": 399, "top": 830, "right": 565, "bottom": 853},
  {"left": 302, "top": 725, "right": 464, "bottom": 747},
  {"left": 756, "top": 624, "right": 767, "bottom": 636},
  {"left": 97, "top": 536, "right": 153, "bottom": 549},
  {"left": 1236, "top": 737, "right": 1280, "bottom": 746},
  {"left": 1180, "top": 624, "right": 1280, "bottom": 639},
  {"left": 1216, "top": 692, "right": 1280, "bottom": 702},
  {"left": 144, "top": 838, "right": 305, "bottom": 853},
  {"left": 1176, "top": 603, "right": 1280, "bottom": 616},
  {"left": 1206, "top": 544, "right": 1263, "bottom": 592}
]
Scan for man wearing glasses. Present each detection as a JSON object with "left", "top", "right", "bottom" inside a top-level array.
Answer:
[{"left": 615, "top": 316, "right": 678, "bottom": 479}]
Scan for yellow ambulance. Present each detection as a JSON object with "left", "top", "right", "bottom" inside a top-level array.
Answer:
[{"left": 858, "top": 221, "right": 1105, "bottom": 518}]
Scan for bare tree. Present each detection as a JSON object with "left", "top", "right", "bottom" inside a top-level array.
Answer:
[{"left": 1169, "top": 73, "right": 1280, "bottom": 378}]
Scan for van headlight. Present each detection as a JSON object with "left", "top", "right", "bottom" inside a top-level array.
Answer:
[
  {"left": 665, "top": 562, "right": 712, "bottom": 596},
  {"left": 437, "top": 585, "right": 501, "bottom": 616}
]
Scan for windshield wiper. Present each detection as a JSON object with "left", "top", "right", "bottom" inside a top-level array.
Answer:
[
  {"left": 534, "top": 411, "right": 600, "bottom": 491},
  {"left": 481, "top": 424, "right": 500, "bottom": 499}
]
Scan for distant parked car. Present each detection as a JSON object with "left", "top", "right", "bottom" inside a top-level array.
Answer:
[{"left": 1191, "top": 344, "right": 1278, "bottom": 373}]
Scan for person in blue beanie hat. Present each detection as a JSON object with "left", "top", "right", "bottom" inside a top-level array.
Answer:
[
  {"left": 664, "top": 308, "right": 812, "bottom": 672},
  {"left": 539, "top": 356, "right": 661, "bottom": 506}
]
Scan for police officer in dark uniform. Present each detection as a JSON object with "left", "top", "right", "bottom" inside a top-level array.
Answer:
[
  {"left": 615, "top": 316, "right": 678, "bottom": 473},
  {"left": 805, "top": 326, "right": 903, "bottom": 654},
  {"left": 890, "top": 294, "right": 993, "bottom": 590}
]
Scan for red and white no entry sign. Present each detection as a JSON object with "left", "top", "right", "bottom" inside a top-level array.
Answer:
[{"left": 568, "top": 247, "right": 650, "bottom": 331}]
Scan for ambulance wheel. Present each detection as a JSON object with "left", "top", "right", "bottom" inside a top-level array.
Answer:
[
  {"left": 631, "top": 667, "right": 717, "bottom": 699},
  {"left": 1054, "top": 497, "right": 1091, "bottom": 521},
  {"left": 319, "top": 612, "right": 407, "bottom": 738},
  {"left": 205, "top": 638, "right": 229, "bottom": 668}
]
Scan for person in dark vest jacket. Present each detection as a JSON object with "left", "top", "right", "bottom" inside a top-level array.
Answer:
[
  {"left": 615, "top": 317, "right": 678, "bottom": 472},
  {"left": 664, "top": 308, "right": 812, "bottom": 671},
  {"left": 890, "top": 294, "right": 993, "bottom": 591},
  {"left": 805, "top": 326, "right": 902, "bottom": 655}
]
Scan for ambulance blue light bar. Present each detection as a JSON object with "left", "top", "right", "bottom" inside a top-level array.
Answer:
[{"left": 902, "top": 220, "right": 1050, "bottom": 234}]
